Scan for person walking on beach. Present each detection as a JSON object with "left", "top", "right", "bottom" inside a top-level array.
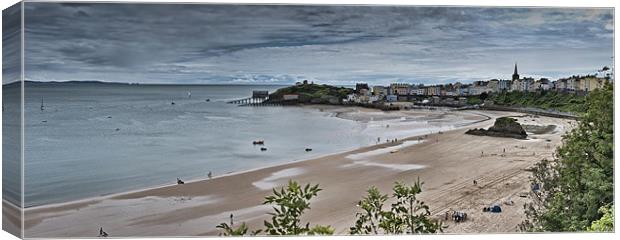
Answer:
[
  {"left": 98, "top": 227, "right": 108, "bottom": 237},
  {"left": 230, "top": 213, "right": 234, "bottom": 226},
  {"left": 208, "top": 171, "right": 212, "bottom": 179}
]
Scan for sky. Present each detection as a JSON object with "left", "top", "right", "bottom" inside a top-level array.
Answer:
[{"left": 2, "top": 3, "right": 614, "bottom": 85}]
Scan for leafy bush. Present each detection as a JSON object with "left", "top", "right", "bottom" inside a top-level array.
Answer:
[
  {"left": 263, "top": 180, "right": 327, "bottom": 235},
  {"left": 350, "top": 186, "right": 388, "bottom": 234},
  {"left": 588, "top": 204, "right": 614, "bottom": 232},
  {"left": 520, "top": 83, "right": 613, "bottom": 231},
  {"left": 350, "top": 179, "right": 442, "bottom": 234},
  {"left": 217, "top": 180, "right": 333, "bottom": 236},
  {"left": 216, "top": 222, "right": 261, "bottom": 236}
]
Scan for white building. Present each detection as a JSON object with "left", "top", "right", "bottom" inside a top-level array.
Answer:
[{"left": 283, "top": 94, "right": 299, "bottom": 101}]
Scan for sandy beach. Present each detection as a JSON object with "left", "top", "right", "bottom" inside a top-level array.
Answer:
[{"left": 16, "top": 109, "right": 574, "bottom": 237}]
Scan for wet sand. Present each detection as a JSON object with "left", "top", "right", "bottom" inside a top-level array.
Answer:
[{"left": 20, "top": 109, "right": 574, "bottom": 237}]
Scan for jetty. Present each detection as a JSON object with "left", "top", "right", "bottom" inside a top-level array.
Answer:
[{"left": 227, "top": 90, "right": 280, "bottom": 106}]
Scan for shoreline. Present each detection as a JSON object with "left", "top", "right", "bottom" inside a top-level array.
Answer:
[
  {"left": 23, "top": 106, "right": 487, "bottom": 210},
  {"left": 21, "top": 109, "right": 575, "bottom": 237}
]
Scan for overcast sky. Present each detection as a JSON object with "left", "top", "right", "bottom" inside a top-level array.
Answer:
[{"left": 3, "top": 3, "right": 614, "bottom": 85}]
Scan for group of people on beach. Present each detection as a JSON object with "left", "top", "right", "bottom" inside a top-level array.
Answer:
[
  {"left": 376, "top": 137, "right": 400, "bottom": 144},
  {"left": 445, "top": 210, "right": 468, "bottom": 223}
]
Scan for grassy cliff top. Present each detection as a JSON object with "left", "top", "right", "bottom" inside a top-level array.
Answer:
[{"left": 268, "top": 84, "right": 354, "bottom": 103}]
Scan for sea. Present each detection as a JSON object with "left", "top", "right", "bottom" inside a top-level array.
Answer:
[{"left": 2, "top": 83, "right": 475, "bottom": 207}]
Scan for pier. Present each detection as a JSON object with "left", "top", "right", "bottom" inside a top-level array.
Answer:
[
  {"left": 239, "top": 102, "right": 283, "bottom": 107},
  {"left": 228, "top": 90, "right": 274, "bottom": 106}
]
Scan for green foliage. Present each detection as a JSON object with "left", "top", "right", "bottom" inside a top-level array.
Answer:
[
  {"left": 351, "top": 179, "right": 442, "bottom": 235},
  {"left": 350, "top": 186, "right": 389, "bottom": 234},
  {"left": 389, "top": 180, "right": 442, "bottom": 234},
  {"left": 494, "top": 117, "right": 517, "bottom": 126},
  {"left": 263, "top": 180, "right": 323, "bottom": 235},
  {"left": 521, "top": 83, "right": 613, "bottom": 232},
  {"left": 308, "top": 225, "right": 336, "bottom": 235},
  {"left": 588, "top": 204, "right": 614, "bottom": 232},
  {"left": 216, "top": 222, "right": 261, "bottom": 236},
  {"left": 489, "top": 91, "right": 586, "bottom": 113},
  {"left": 466, "top": 96, "right": 482, "bottom": 105},
  {"left": 216, "top": 180, "right": 324, "bottom": 236},
  {"left": 268, "top": 83, "right": 354, "bottom": 104}
]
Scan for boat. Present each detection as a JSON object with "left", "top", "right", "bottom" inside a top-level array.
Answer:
[{"left": 253, "top": 140, "right": 265, "bottom": 145}]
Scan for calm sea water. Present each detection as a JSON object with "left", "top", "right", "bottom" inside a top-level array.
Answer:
[{"left": 4, "top": 83, "right": 472, "bottom": 207}]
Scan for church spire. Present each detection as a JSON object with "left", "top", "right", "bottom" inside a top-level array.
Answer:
[
  {"left": 512, "top": 62, "right": 520, "bottom": 80},
  {"left": 514, "top": 62, "right": 518, "bottom": 75}
]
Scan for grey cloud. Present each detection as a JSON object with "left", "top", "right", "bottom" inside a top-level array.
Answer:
[
  {"left": 18, "top": 3, "right": 614, "bottom": 85},
  {"left": 2, "top": 3, "right": 21, "bottom": 84}
]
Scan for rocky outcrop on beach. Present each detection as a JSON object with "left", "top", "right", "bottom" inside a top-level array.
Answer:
[{"left": 465, "top": 117, "right": 528, "bottom": 139}]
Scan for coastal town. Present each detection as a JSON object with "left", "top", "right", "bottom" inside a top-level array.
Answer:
[
  {"left": 340, "top": 64, "right": 611, "bottom": 105},
  {"left": 266, "top": 63, "right": 611, "bottom": 113}
]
